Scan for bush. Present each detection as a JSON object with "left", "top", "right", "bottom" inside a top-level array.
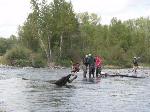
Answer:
[
  {"left": 14, "top": 59, "right": 32, "bottom": 67},
  {"left": 0, "top": 56, "right": 8, "bottom": 65},
  {"left": 31, "top": 53, "right": 46, "bottom": 68},
  {"left": 0, "top": 37, "right": 17, "bottom": 56},
  {"left": 5, "top": 46, "right": 32, "bottom": 66},
  {"left": 55, "top": 58, "right": 72, "bottom": 67}
]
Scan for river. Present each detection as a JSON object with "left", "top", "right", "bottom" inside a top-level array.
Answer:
[{"left": 0, "top": 66, "right": 150, "bottom": 112}]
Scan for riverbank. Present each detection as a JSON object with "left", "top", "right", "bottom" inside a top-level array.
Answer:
[{"left": 0, "top": 63, "right": 149, "bottom": 70}]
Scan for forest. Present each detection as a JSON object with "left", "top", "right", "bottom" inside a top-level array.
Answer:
[{"left": 0, "top": 0, "right": 150, "bottom": 68}]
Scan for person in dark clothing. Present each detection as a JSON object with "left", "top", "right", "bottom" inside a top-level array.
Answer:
[
  {"left": 83, "top": 55, "right": 89, "bottom": 68},
  {"left": 54, "top": 74, "right": 77, "bottom": 86},
  {"left": 82, "top": 55, "right": 89, "bottom": 78},
  {"left": 88, "top": 54, "right": 95, "bottom": 78},
  {"left": 132, "top": 57, "right": 139, "bottom": 73}
]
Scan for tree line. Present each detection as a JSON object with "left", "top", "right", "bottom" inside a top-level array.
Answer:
[{"left": 0, "top": 0, "right": 150, "bottom": 67}]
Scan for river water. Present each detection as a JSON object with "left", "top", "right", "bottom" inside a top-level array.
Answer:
[{"left": 0, "top": 66, "right": 150, "bottom": 112}]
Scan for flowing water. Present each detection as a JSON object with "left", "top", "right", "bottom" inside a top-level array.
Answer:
[{"left": 0, "top": 66, "right": 150, "bottom": 112}]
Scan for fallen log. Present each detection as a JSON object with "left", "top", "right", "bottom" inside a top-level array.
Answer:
[
  {"left": 106, "top": 74, "right": 145, "bottom": 78},
  {"left": 100, "top": 72, "right": 145, "bottom": 78}
]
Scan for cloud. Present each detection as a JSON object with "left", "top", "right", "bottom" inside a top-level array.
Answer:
[
  {"left": 0, "top": 0, "right": 31, "bottom": 37},
  {"left": 0, "top": 25, "right": 17, "bottom": 38},
  {"left": 72, "top": 0, "right": 129, "bottom": 14},
  {"left": 71, "top": 0, "right": 150, "bottom": 24}
]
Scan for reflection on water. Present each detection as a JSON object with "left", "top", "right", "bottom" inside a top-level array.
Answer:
[{"left": 0, "top": 67, "right": 150, "bottom": 112}]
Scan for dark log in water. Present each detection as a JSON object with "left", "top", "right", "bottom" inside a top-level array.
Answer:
[
  {"left": 99, "top": 72, "right": 145, "bottom": 78},
  {"left": 106, "top": 74, "right": 145, "bottom": 78}
]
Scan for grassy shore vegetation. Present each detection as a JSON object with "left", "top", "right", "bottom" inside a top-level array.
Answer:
[{"left": 0, "top": 0, "right": 150, "bottom": 68}]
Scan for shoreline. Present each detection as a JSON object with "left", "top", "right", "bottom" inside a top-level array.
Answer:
[{"left": 0, "top": 64, "right": 150, "bottom": 70}]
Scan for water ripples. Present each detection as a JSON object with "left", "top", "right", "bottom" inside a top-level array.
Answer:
[{"left": 0, "top": 67, "right": 150, "bottom": 112}]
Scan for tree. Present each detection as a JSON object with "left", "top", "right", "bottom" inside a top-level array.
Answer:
[
  {"left": 51, "top": 0, "right": 79, "bottom": 58},
  {"left": 0, "top": 36, "right": 17, "bottom": 56},
  {"left": 77, "top": 12, "right": 101, "bottom": 54}
]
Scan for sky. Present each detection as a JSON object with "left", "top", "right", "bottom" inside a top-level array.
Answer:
[{"left": 0, "top": 0, "right": 150, "bottom": 38}]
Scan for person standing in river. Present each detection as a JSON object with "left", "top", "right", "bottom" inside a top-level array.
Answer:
[
  {"left": 132, "top": 56, "right": 140, "bottom": 74},
  {"left": 82, "top": 55, "right": 89, "bottom": 78},
  {"left": 88, "top": 54, "right": 95, "bottom": 78},
  {"left": 95, "top": 56, "right": 103, "bottom": 77}
]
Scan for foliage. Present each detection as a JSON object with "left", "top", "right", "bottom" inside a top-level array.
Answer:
[
  {"left": 0, "top": 36, "right": 17, "bottom": 56},
  {"left": 55, "top": 58, "right": 72, "bottom": 67},
  {"left": 0, "top": 56, "right": 7, "bottom": 65},
  {"left": 5, "top": 46, "right": 32, "bottom": 66},
  {"left": 0, "top": 38, "right": 9, "bottom": 56},
  {"left": 1, "top": 0, "right": 150, "bottom": 67},
  {"left": 18, "top": 0, "right": 80, "bottom": 66},
  {"left": 14, "top": 59, "right": 32, "bottom": 67},
  {"left": 31, "top": 53, "right": 46, "bottom": 68}
]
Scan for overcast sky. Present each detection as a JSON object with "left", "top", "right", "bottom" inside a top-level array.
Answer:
[{"left": 0, "top": 0, "right": 150, "bottom": 37}]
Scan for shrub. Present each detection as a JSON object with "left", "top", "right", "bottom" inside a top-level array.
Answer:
[
  {"left": 0, "top": 56, "right": 8, "bottom": 65},
  {"left": 0, "top": 37, "right": 17, "bottom": 56},
  {"left": 55, "top": 58, "right": 72, "bottom": 67},
  {"left": 31, "top": 53, "right": 46, "bottom": 68},
  {"left": 5, "top": 46, "right": 32, "bottom": 66},
  {"left": 14, "top": 59, "right": 32, "bottom": 67}
]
